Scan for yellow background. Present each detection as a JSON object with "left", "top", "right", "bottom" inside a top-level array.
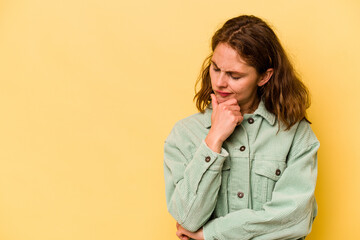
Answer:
[{"left": 0, "top": 0, "right": 359, "bottom": 239}]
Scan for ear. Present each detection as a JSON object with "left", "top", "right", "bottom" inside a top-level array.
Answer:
[{"left": 257, "top": 68, "right": 274, "bottom": 87}]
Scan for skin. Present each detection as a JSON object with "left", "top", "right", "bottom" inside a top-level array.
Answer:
[
  {"left": 176, "top": 222, "right": 203, "bottom": 240},
  {"left": 175, "top": 43, "right": 273, "bottom": 239},
  {"left": 205, "top": 43, "right": 273, "bottom": 153}
]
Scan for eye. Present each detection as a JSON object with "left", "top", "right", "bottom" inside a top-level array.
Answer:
[
  {"left": 212, "top": 65, "right": 220, "bottom": 72},
  {"left": 229, "top": 73, "right": 241, "bottom": 80}
]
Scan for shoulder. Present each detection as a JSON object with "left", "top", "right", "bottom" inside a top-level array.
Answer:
[
  {"left": 288, "top": 118, "right": 320, "bottom": 157},
  {"left": 165, "top": 111, "right": 210, "bottom": 160},
  {"left": 176, "top": 111, "right": 207, "bottom": 129},
  {"left": 292, "top": 119, "right": 319, "bottom": 144},
  {"left": 165, "top": 109, "right": 212, "bottom": 153}
]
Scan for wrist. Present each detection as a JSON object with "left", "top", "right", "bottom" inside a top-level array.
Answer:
[{"left": 205, "top": 133, "right": 223, "bottom": 153}]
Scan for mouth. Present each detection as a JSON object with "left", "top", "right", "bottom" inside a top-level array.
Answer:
[{"left": 215, "top": 90, "right": 231, "bottom": 97}]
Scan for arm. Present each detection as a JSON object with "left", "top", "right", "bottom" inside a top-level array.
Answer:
[
  {"left": 164, "top": 95, "right": 243, "bottom": 232},
  {"left": 164, "top": 136, "right": 228, "bottom": 232},
  {"left": 203, "top": 125, "right": 319, "bottom": 240}
]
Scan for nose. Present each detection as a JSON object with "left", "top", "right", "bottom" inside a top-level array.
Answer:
[{"left": 215, "top": 72, "right": 228, "bottom": 88}]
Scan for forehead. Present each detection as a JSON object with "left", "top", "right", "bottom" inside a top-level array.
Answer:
[{"left": 212, "top": 43, "right": 252, "bottom": 71}]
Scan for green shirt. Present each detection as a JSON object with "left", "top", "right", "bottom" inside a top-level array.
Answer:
[{"left": 164, "top": 101, "right": 319, "bottom": 240}]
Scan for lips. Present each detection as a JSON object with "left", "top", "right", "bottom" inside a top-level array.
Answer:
[{"left": 216, "top": 91, "right": 231, "bottom": 97}]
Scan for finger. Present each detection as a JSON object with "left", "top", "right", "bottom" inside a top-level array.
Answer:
[
  {"left": 222, "top": 97, "right": 238, "bottom": 106},
  {"left": 176, "top": 222, "right": 180, "bottom": 230},
  {"left": 176, "top": 229, "right": 190, "bottom": 240},
  {"left": 211, "top": 94, "right": 218, "bottom": 111},
  {"left": 176, "top": 230, "right": 183, "bottom": 239},
  {"left": 180, "top": 235, "right": 189, "bottom": 240},
  {"left": 236, "top": 116, "right": 244, "bottom": 125},
  {"left": 221, "top": 105, "right": 240, "bottom": 112}
]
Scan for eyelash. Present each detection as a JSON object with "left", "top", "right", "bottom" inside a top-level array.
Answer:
[
  {"left": 230, "top": 74, "right": 241, "bottom": 80},
  {"left": 212, "top": 66, "right": 220, "bottom": 72},
  {"left": 212, "top": 66, "right": 241, "bottom": 80}
]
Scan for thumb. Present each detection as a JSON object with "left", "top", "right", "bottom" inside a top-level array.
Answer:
[{"left": 211, "top": 94, "right": 218, "bottom": 110}]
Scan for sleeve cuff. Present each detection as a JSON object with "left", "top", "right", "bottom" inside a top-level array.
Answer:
[
  {"left": 200, "top": 140, "right": 228, "bottom": 171},
  {"left": 184, "top": 140, "right": 228, "bottom": 194},
  {"left": 203, "top": 219, "right": 221, "bottom": 240}
]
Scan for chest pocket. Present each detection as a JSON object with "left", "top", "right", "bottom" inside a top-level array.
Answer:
[{"left": 251, "top": 159, "right": 287, "bottom": 210}]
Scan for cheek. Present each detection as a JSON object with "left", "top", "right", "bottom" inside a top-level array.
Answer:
[
  {"left": 228, "top": 82, "right": 242, "bottom": 94},
  {"left": 229, "top": 81, "right": 256, "bottom": 96}
]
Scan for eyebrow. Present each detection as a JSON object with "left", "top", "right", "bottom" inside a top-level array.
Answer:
[{"left": 211, "top": 60, "right": 246, "bottom": 75}]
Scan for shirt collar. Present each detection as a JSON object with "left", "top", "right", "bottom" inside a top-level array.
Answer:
[
  {"left": 253, "top": 100, "right": 276, "bottom": 126},
  {"left": 203, "top": 100, "right": 276, "bottom": 128}
]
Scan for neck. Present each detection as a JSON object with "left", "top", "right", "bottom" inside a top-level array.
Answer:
[{"left": 240, "top": 98, "right": 260, "bottom": 115}]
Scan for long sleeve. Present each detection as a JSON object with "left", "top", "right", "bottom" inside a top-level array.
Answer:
[
  {"left": 203, "top": 139, "right": 319, "bottom": 240},
  {"left": 164, "top": 121, "right": 229, "bottom": 232}
]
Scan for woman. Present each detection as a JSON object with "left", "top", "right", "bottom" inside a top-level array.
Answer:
[{"left": 164, "top": 15, "right": 319, "bottom": 240}]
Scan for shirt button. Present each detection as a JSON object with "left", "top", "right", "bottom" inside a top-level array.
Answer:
[
  {"left": 237, "top": 192, "right": 244, "bottom": 198},
  {"left": 205, "top": 156, "right": 211, "bottom": 162},
  {"left": 275, "top": 169, "right": 281, "bottom": 176},
  {"left": 240, "top": 146, "right": 246, "bottom": 151},
  {"left": 248, "top": 117, "right": 254, "bottom": 124}
]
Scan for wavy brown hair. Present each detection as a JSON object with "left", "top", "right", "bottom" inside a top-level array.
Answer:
[{"left": 194, "top": 15, "right": 310, "bottom": 130}]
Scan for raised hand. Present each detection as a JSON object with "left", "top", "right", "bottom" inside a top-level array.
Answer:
[{"left": 205, "top": 94, "right": 243, "bottom": 153}]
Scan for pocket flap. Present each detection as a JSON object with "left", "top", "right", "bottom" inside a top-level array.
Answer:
[{"left": 253, "top": 160, "right": 286, "bottom": 181}]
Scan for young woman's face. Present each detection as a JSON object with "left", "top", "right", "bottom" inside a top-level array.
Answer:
[{"left": 210, "top": 43, "right": 267, "bottom": 107}]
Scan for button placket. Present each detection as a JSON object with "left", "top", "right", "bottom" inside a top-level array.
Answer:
[{"left": 226, "top": 122, "right": 250, "bottom": 210}]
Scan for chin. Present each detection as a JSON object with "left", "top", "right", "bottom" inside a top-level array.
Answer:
[
  {"left": 215, "top": 94, "right": 231, "bottom": 102},
  {"left": 215, "top": 96, "right": 226, "bottom": 103}
]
